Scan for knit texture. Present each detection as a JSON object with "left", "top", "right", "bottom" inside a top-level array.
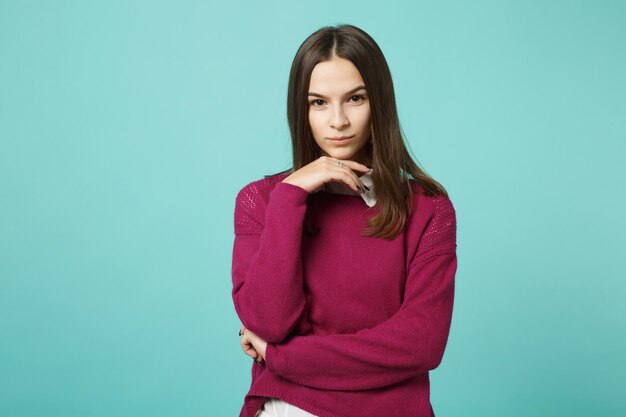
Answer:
[{"left": 232, "top": 172, "right": 457, "bottom": 417}]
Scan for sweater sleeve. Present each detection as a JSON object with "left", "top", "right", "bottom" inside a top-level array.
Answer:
[
  {"left": 264, "top": 195, "right": 457, "bottom": 391},
  {"left": 231, "top": 180, "right": 310, "bottom": 343}
]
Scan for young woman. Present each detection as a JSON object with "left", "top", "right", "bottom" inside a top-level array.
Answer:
[{"left": 232, "top": 24, "right": 457, "bottom": 417}]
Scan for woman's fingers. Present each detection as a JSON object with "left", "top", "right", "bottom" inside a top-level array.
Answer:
[
  {"left": 240, "top": 328, "right": 265, "bottom": 363},
  {"left": 330, "top": 167, "right": 364, "bottom": 194},
  {"left": 282, "top": 156, "right": 372, "bottom": 194},
  {"left": 315, "top": 156, "right": 367, "bottom": 193},
  {"left": 240, "top": 329, "right": 258, "bottom": 360},
  {"left": 241, "top": 339, "right": 257, "bottom": 358},
  {"left": 327, "top": 163, "right": 369, "bottom": 194},
  {"left": 334, "top": 158, "right": 370, "bottom": 174},
  {"left": 245, "top": 329, "right": 267, "bottom": 363}
]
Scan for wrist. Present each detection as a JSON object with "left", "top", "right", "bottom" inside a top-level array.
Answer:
[{"left": 280, "top": 178, "right": 310, "bottom": 194}]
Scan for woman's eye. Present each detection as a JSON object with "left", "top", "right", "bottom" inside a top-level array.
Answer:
[
  {"left": 350, "top": 95, "right": 364, "bottom": 103},
  {"left": 310, "top": 99, "right": 325, "bottom": 106}
]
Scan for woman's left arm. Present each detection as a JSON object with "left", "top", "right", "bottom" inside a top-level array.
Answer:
[
  {"left": 263, "top": 252, "right": 456, "bottom": 391},
  {"left": 261, "top": 196, "right": 457, "bottom": 391}
]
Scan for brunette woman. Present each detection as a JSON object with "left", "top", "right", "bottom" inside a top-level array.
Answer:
[{"left": 232, "top": 23, "right": 457, "bottom": 417}]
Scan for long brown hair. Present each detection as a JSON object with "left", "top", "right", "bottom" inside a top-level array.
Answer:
[{"left": 286, "top": 24, "right": 448, "bottom": 240}]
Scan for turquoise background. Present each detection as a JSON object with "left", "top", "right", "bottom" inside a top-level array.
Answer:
[{"left": 1, "top": 1, "right": 625, "bottom": 416}]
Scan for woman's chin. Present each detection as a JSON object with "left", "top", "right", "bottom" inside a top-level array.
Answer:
[{"left": 322, "top": 149, "right": 366, "bottom": 163}]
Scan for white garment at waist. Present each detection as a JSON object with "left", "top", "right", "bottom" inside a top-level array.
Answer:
[{"left": 255, "top": 397, "right": 318, "bottom": 417}]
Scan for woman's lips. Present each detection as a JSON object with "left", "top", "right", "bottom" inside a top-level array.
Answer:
[{"left": 328, "top": 135, "right": 354, "bottom": 144}]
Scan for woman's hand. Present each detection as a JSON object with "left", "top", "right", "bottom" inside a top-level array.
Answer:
[
  {"left": 240, "top": 325, "right": 268, "bottom": 363},
  {"left": 282, "top": 156, "right": 371, "bottom": 194}
]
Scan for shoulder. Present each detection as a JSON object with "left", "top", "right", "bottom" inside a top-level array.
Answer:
[
  {"left": 235, "top": 172, "right": 291, "bottom": 208},
  {"left": 408, "top": 180, "right": 456, "bottom": 220},
  {"left": 407, "top": 180, "right": 457, "bottom": 262},
  {"left": 233, "top": 172, "right": 291, "bottom": 234}
]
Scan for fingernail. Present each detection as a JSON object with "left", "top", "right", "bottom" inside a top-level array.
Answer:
[{"left": 356, "top": 186, "right": 363, "bottom": 193}]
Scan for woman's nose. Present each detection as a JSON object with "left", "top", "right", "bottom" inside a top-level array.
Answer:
[{"left": 329, "top": 106, "right": 349, "bottom": 129}]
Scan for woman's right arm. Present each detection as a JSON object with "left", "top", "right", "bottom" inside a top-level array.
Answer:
[
  {"left": 232, "top": 157, "right": 370, "bottom": 344},
  {"left": 231, "top": 180, "right": 310, "bottom": 344}
]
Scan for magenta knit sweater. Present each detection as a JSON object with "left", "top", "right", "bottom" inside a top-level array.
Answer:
[{"left": 232, "top": 172, "right": 457, "bottom": 417}]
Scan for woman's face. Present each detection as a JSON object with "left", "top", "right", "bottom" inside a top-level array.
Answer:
[{"left": 308, "top": 56, "right": 371, "bottom": 165}]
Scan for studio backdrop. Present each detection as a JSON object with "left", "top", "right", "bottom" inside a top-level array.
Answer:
[{"left": 1, "top": 1, "right": 624, "bottom": 416}]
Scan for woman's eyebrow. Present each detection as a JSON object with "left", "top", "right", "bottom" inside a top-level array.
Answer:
[{"left": 308, "top": 85, "right": 367, "bottom": 98}]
